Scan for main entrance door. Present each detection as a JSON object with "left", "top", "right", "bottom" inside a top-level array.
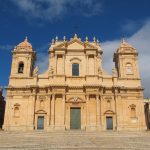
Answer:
[
  {"left": 70, "top": 108, "right": 81, "bottom": 130},
  {"left": 37, "top": 116, "right": 44, "bottom": 130},
  {"left": 106, "top": 116, "right": 113, "bottom": 130}
]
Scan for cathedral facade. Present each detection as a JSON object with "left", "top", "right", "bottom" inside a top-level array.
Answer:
[{"left": 3, "top": 34, "right": 146, "bottom": 131}]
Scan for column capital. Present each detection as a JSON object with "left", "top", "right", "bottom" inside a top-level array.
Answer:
[
  {"left": 52, "top": 94, "right": 55, "bottom": 98},
  {"left": 96, "top": 94, "right": 100, "bottom": 98},
  {"left": 63, "top": 94, "right": 66, "bottom": 99},
  {"left": 47, "top": 94, "right": 52, "bottom": 98}
]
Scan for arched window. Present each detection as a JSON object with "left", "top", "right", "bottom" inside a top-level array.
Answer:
[
  {"left": 14, "top": 107, "right": 19, "bottom": 117},
  {"left": 126, "top": 63, "right": 133, "bottom": 74},
  {"left": 18, "top": 62, "right": 24, "bottom": 73},
  {"left": 72, "top": 63, "right": 79, "bottom": 76},
  {"left": 131, "top": 107, "right": 136, "bottom": 118}
]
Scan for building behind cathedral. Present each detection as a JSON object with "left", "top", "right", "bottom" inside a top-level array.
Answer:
[
  {"left": 0, "top": 88, "right": 5, "bottom": 128},
  {"left": 3, "top": 34, "right": 146, "bottom": 131}
]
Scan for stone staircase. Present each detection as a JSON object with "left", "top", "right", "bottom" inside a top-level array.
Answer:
[{"left": 0, "top": 131, "right": 150, "bottom": 149}]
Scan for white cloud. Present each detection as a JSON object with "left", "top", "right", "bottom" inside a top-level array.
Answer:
[
  {"left": 36, "top": 52, "right": 49, "bottom": 73},
  {"left": 102, "top": 20, "right": 150, "bottom": 98},
  {"left": 10, "top": 0, "right": 102, "bottom": 22},
  {"left": 35, "top": 43, "right": 50, "bottom": 73},
  {"left": 0, "top": 45, "right": 13, "bottom": 51},
  {"left": 121, "top": 20, "right": 143, "bottom": 33}
]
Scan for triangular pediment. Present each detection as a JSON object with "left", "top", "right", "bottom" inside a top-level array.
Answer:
[
  {"left": 53, "top": 38, "right": 98, "bottom": 50},
  {"left": 85, "top": 42, "right": 98, "bottom": 49},
  {"left": 53, "top": 42, "right": 67, "bottom": 49},
  {"left": 67, "top": 39, "right": 84, "bottom": 50}
]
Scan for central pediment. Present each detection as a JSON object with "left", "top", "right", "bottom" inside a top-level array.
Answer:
[
  {"left": 53, "top": 34, "right": 98, "bottom": 51},
  {"left": 67, "top": 40, "right": 85, "bottom": 50}
]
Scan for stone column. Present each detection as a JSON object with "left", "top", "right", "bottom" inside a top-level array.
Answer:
[
  {"left": 99, "top": 95, "right": 102, "bottom": 125},
  {"left": 96, "top": 95, "right": 100, "bottom": 126},
  {"left": 86, "top": 55, "right": 89, "bottom": 75},
  {"left": 48, "top": 94, "right": 52, "bottom": 125},
  {"left": 32, "top": 88, "right": 37, "bottom": 130},
  {"left": 63, "top": 55, "right": 65, "bottom": 74},
  {"left": 94, "top": 55, "right": 96, "bottom": 75},
  {"left": 86, "top": 94, "right": 89, "bottom": 126},
  {"left": 100, "top": 95, "right": 104, "bottom": 130},
  {"left": 51, "top": 94, "right": 55, "bottom": 125},
  {"left": 55, "top": 55, "right": 57, "bottom": 74},
  {"left": 62, "top": 94, "right": 66, "bottom": 125}
]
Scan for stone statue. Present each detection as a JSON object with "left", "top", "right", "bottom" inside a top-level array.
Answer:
[
  {"left": 98, "top": 66, "right": 102, "bottom": 75},
  {"left": 112, "top": 67, "right": 117, "bottom": 77},
  {"left": 33, "top": 66, "right": 39, "bottom": 76}
]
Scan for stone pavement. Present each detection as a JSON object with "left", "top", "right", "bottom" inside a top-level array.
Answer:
[{"left": 0, "top": 131, "right": 150, "bottom": 150}]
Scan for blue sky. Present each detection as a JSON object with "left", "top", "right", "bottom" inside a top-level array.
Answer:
[{"left": 0, "top": 0, "right": 150, "bottom": 97}]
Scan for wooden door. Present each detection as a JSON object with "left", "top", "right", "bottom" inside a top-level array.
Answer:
[{"left": 70, "top": 108, "right": 81, "bottom": 130}]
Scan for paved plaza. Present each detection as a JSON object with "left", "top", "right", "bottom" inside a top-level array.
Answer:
[{"left": 0, "top": 131, "right": 150, "bottom": 150}]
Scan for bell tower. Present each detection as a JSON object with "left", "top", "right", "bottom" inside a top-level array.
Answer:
[
  {"left": 10, "top": 37, "right": 36, "bottom": 78},
  {"left": 113, "top": 39, "right": 140, "bottom": 79}
]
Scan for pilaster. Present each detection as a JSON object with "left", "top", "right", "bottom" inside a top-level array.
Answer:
[
  {"left": 96, "top": 95, "right": 100, "bottom": 126},
  {"left": 51, "top": 94, "right": 55, "bottom": 125}
]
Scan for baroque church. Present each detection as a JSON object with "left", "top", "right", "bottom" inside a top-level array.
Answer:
[{"left": 3, "top": 34, "right": 146, "bottom": 131}]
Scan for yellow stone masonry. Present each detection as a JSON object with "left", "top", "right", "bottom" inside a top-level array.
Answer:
[{"left": 3, "top": 35, "right": 146, "bottom": 131}]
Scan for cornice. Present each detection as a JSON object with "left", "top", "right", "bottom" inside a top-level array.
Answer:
[
  {"left": 5, "top": 84, "right": 144, "bottom": 92},
  {"left": 84, "top": 84, "right": 102, "bottom": 88},
  {"left": 9, "top": 76, "right": 35, "bottom": 79},
  {"left": 68, "top": 86, "right": 83, "bottom": 89},
  {"left": 118, "top": 78, "right": 141, "bottom": 80},
  {"left": 115, "top": 52, "right": 138, "bottom": 56},
  {"left": 12, "top": 51, "right": 36, "bottom": 54}
]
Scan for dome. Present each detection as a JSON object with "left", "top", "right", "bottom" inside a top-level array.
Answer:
[
  {"left": 117, "top": 39, "right": 136, "bottom": 53},
  {"left": 119, "top": 39, "right": 133, "bottom": 48},
  {"left": 16, "top": 37, "right": 32, "bottom": 51}
]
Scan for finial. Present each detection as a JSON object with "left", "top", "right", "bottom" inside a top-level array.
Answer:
[
  {"left": 52, "top": 38, "right": 55, "bottom": 44},
  {"left": 74, "top": 34, "right": 78, "bottom": 38},
  {"left": 55, "top": 36, "right": 58, "bottom": 42},
  {"left": 96, "top": 39, "right": 101, "bottom": 46},
  {"left": 122, "top": 38, "right": 126, "bottom": 43},
  {"left": 93, "top": 37, "right": 96, "bottom": 42},
  {"left": 25, "top": 36, "right": 28, "bottom": 41},
  {"left": 63, "top": 36, "right": 66, "bottom": 41},
  {"left": 85, "top": 36, "right": 88, "bottom": 42}
]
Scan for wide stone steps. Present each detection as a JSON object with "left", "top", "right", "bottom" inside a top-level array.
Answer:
[{"left": 0, "top": 131, "right": 150, "bottom": 149}]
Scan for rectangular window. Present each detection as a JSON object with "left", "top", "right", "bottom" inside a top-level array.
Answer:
[
  {"left": 106, "top": 116, "right": 113, "bottom": 130},
  {"left": 72, "top": 63, "right": 79, "bottom": 76},
  {"left": 37, "top": 116, "right": 44, "bottom": 130}
]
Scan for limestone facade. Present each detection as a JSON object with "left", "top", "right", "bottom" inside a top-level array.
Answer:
[
  {"left": 0, "top": 88, "right": 5, "bottom": 128},
  {"left": 3, "top": 35, "right": 146, "bottom": 131}
]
